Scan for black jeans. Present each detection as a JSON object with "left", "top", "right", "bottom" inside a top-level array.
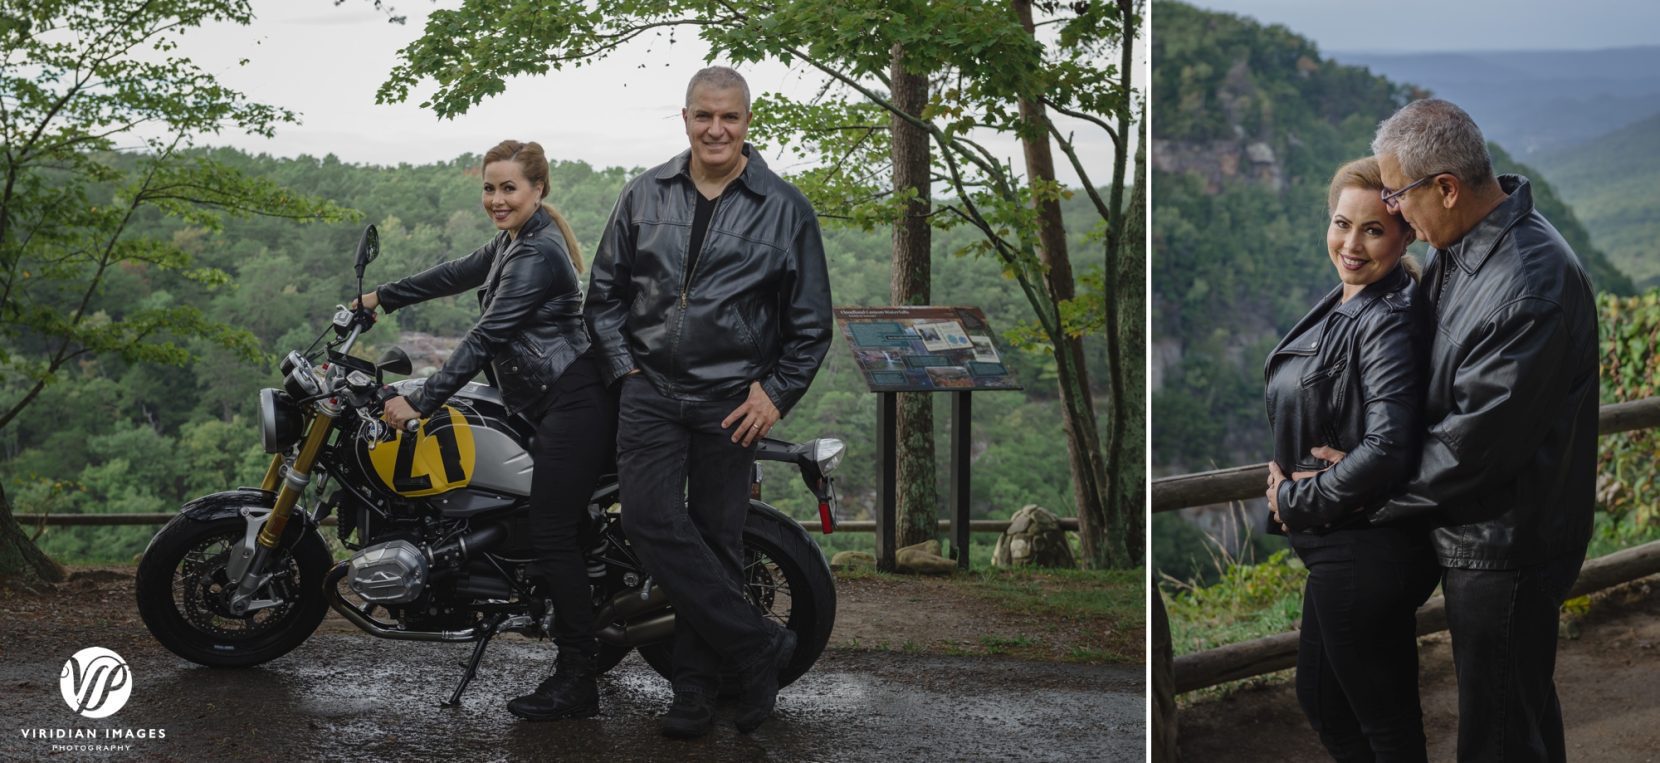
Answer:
[
  {"left": 1294, "top": 532, "right": 1441, "bottom": 762},
  {"left": 526, "top": 354, "right": 616, "bottom": 662},
  {"left": 1443, "top": 554, "right": 1583, "bottom": 763},
  {"left": 615, "top": 375, "right": 776, "bottom": 697}
]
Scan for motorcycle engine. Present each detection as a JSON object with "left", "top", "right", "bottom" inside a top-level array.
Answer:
[{"left": 347, "top": 540, "right": 429, "bottom": 604}]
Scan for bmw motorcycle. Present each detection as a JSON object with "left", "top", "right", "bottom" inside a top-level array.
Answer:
[{"left": 135, "top": 226, "right": 844, "bottom": 705}]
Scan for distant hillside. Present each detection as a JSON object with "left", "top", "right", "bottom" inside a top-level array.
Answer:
[
  {"left": 1336, "top": 46, "right": 1660, "bottom": 157},
  {"left": 1151, "top": 1, "right": 1633, "bottom": 474},
  {"left": 1532, "top": 112, "right": 1660, "bottom": 289}
]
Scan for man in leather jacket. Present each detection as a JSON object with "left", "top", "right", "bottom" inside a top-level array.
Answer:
[
  {"left": 584, "top": 66, "right": 832, "bottom": 737},
  {"left": 1353, "top": 99, "right": 1597, "bottom": 761}
]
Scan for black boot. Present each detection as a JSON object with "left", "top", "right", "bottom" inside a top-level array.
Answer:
[
  {"left": 507, "top": 652, "right": 599, "bottom": 721},
  {"left": 734, "top": 627, "right": 797, "bottom": 733},
  {"left": 658, "top": 691, "right": 716, "bottom": 738}
]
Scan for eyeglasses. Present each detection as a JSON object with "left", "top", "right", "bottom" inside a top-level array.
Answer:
[{"left": 1380, "top": 171, "right": 1450, "bottom": 211}]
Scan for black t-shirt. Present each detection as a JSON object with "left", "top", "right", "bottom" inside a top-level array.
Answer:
[{"left": 686, "top": 189, "right": 722, "bottom": 281}]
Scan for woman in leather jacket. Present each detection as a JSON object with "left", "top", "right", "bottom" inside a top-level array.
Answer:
[
  {"left": 1263, "top": 156, "right": 1441, "bottom": 761},
  {"left": 356, "top": 140, "right": 616, "bottom": 722}
]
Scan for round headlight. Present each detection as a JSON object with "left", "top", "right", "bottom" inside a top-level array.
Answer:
[
  {"left": 812, "top": 438, "right": 846, "bottom": 476},
  {"left": 259, "top": 388, "right": 304, "bottom": 453}
]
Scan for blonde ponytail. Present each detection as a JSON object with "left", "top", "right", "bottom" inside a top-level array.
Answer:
[{"left": 542, "top": 202, "right": 584, "bottom": 274}]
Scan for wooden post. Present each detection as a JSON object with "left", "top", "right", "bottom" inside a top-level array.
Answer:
[
  {"left": 875, "top": 391, "right": 898, "bottom": 572},
  {"left": 950, "top": 391, "right": 972, "bottom": 570}
]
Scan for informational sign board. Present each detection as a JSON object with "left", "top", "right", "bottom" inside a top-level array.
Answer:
[{"left": 833, "top": 306, "right": 1022, "bottom": 393}]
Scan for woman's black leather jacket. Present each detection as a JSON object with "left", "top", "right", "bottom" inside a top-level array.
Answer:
[
  {"left": 1266, "top": 264, "right": 1426, "bottom": 531},
  {"left": 376, "top": 206, "right": 589, "bottom": 417}
]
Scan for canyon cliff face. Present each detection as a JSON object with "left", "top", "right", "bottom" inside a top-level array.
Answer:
[
  {"left": 1151, "top": 1, "right": 1415, "bottom": 477},
  {"left": 1152, "top": 60, "right": 1287, "bottom": 196}
]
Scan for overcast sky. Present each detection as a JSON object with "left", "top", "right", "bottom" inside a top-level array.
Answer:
[
  {"left": 1184, "top": 0, "right": 1660, "bottom": 53},
  {"left": 160, "top": 0, "right": 1137, "bottom": 188}
]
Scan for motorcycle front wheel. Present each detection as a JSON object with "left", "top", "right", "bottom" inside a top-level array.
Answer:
[
  {"left": 136, "top": 513, "right": 332, "bottom": 667},
  {"left": 635, "top": 500, "right": 837, "bottom": 693}
]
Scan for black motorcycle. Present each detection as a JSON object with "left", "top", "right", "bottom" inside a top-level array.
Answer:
[{"left": 135, "top": 225, "right": 843, "bottom": 704}]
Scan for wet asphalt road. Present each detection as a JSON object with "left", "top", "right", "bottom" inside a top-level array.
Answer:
[{"left": 2, "top": 633, "right": 1144, "bottom": 761}]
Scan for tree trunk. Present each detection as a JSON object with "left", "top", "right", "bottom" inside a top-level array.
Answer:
[
  {"left": 890, "top": 43, "right": 940, "bottom": 551},
  {"left": 1100, "top": 2, "right": 1142, "bottom": 565},
  {"left": 0, "top": 480, "right": 66, "bottom": 583},
  {"left": 1116, "top": 102, "right": 1148, "bottom": 562},
  {"left": 1011, "top": 0, "right": 1120, "bottom": 568}
]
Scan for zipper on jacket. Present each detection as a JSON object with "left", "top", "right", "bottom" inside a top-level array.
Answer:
[{"left": 680, "top": 194, "right": 721, "bottom": 309}]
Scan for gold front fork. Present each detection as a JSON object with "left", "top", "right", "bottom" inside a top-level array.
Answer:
[
  {"left": 256, "top": 412, "right": 336, "bottom": 549},
  {"left": 259, "top": 453, "right": 284, "bottom": 493}
]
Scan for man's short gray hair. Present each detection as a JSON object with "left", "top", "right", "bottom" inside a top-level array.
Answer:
[
  {"left": 685, "top": 66, "right": 751, "bottom": 112},
  {"left": 1372, "top": 98, "right": 1496, "bottom": 190}
]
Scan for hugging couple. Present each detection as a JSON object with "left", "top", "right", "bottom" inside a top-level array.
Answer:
[{"left": 1264, "top": 98, "right": 1597, "bottom": 762}]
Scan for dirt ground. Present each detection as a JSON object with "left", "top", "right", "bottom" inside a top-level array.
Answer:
[
  {"left": 1177, "top": 575, "right": 1660, "bottom": 762},
  {"left": 830, "top": 571, "right": 1141, "bottom": 663},
  {"left": 0, "top": 566, "right": 1145, "bottom": 762}
]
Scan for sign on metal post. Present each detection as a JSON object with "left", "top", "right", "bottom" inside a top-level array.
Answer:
[
  {"left": 836, "top": 306, "right": 1021, "bottom": 392},
  {"left": 834, "top": 306, "right": 1022, "bottom": 572}
]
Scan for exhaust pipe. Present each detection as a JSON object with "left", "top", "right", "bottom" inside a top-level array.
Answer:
[
  {"left": 326, "top": 561, "right": 679, "bottom": 646},
  {"left": 593, "top": 584, "right": 676, "bottom": 646},
  {"left": 596, "top": 612, "right": 676, "bottom": 647},
  {"left": 594, "top": 583, "right": 671, "bottom": 624}
]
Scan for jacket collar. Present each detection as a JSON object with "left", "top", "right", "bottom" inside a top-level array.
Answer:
[
  {"left": 1266, "top": 263, "right": 1410, "bottom": 376},
  {"left": 516, "top": 204, "right": 553, "bottom": 240},
  {"left": 1437, "top": 174, "right": 1531, "bottom": 275},
  {"left": 1332, "top": 262, "right": 1411, "bottom": 318},
  {"left": 654, "top": 143, "right": 774, "bottom": 197}
]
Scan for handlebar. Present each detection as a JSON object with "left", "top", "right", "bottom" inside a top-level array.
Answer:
[{"left": 365, "top": 384, "right": 419, "bottom": 432}]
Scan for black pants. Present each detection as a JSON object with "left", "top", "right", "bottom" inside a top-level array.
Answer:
[
  {"left": 526, "top": 354, "right": 616, "bottom": 662},
  {"left": 615, "top": 375, "right": 777, "bottom": 697},
  {"left": 1443, "top": 554, "right": 1583, "bottom": 763},
  {"left": 1294, "top": 533, "right": 1440, "bottom": 762}
]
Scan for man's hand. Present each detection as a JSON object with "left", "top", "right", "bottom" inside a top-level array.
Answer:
[
  {"left": 722, "top": 382, "right": 780, "bottom": 447},
  {"left": 352, "top": 291, "right": 380, "bottom": 311},
  {"left": 1266, "top": 461, "right": 1289, "bottom": 532},
  {"left": 1292, "top": 445, "right": 1349, "bottom": 480},
  {"left": 382, "top": 395, "right": 420, "bottom": 431}
]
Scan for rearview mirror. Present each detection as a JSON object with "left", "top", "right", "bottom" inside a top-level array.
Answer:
[
  {"left": 376, "top": 346, "right": 412, "bottom": 377},
  {"left": 354, "top": 225, "right": 380, "bottom": 279}
]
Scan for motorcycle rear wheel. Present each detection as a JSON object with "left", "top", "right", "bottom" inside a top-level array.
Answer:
[
  {"left": 136, "top": 514, "right": 332, "bottom": 667},
  {"left": 635, "top": 500, "right": 836, "bottom": 694}
]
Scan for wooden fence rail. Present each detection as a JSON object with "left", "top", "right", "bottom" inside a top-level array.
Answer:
[
  {"left": 1156, "top": 395, "right": 1660, "bottom": 694},
  {"left": 1174, "top": 537, "right": 1660, "bottom": 693},
  {"left": 1151, "top": 396, "right": 1660, "bottom": 514}
]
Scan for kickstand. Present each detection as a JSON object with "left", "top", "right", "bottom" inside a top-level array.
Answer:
[{"left": 442, "top": 614, "right": 507, "bottom": 708}]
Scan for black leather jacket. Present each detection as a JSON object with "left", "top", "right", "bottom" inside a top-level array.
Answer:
[
  {"left": 1267, "top": 265, "right": 1425, "bottom": 532},
  {"left": 376, "top": 206, "right": 590, "bottom": 417},
  {"left": 1370, "top": 176, "right": 1599, "bottom": 569},
  {"left": 584, "top": 145, "right": 832, "bottom": 415}
]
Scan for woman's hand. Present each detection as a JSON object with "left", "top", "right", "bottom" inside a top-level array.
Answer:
[
  {"left": 382, "top": 395, "right": 420, "bottom": 431},
  {"left": 1266, "top": 461, "right": 1289, "bottom": 532},
  {"left": 1292, "top": 445, "right": 1348, "bottom": 481},
  {"left": 352, "top": 291, "right": 380, "bottom": 311}
]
